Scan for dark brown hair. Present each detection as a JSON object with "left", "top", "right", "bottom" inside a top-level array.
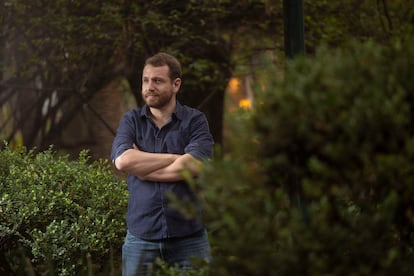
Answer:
[{"left": 144, "top": 52, "right": 182, "bottom": 80}]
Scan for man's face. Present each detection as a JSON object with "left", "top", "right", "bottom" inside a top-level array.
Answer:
[{"left": 141, "top": 65, "right": 181, "bottom": 109}]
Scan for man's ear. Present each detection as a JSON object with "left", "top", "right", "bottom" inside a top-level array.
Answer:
[{"left": 173, "top": 78, "right": 182, "bottom": 91}]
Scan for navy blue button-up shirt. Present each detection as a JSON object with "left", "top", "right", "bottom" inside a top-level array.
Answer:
[{"left": 111, "top": 101, "right": 214, "bottom": 240}]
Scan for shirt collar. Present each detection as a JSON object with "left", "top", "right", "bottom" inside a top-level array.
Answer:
[
  {"left": 173, "top": 101, "right": 185, "bottom": 121},
  {"left": 139, "top": 101, "right": 184, "bottom": 121}
]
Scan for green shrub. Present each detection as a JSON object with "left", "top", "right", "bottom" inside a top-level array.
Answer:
[
  {"left": 0, "top": 145, "right": 127, "bottom": 275},
  {"left": 197, "top": 36, "right": 414, "bottom": 275}
]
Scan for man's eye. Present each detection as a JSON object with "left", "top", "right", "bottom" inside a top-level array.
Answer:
[{"left": 154, "top": 79, "right": 162, "bottom": 83}]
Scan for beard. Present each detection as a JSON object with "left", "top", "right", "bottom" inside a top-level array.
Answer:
[{"left": 143, "top": 90, "right": 174, "bottom": 109}]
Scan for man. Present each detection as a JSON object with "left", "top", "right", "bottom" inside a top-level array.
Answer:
[{"left": 111, "top": 52, "right": 214, "bottom": 275}]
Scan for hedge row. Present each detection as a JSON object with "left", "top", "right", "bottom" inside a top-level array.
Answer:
[{"left": 0, "top": 146, "right": 127, "bottom": 275}]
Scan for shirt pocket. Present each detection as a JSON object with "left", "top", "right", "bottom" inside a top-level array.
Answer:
[
  {"left": 165, "top": 130, "right": 189, "bottom": 154},
  {"left": 135, "top": 135, "right": 152, "bottom": 153}
]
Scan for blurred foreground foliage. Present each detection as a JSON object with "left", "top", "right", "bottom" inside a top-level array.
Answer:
[{"left": 196, "top": 35, "right": 414, "bottom": 275}]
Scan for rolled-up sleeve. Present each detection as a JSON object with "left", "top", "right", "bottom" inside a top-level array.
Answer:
[
  {"left": 110, "top": 112, "right": 135, "bottom": 162},
  {"left": 184, "top": 113, "right": 214, "bottom": 160}
]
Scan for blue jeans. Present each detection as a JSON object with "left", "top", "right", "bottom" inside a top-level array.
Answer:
[{"left": 122, "top": 230, "right": 212, "bottom": 276}]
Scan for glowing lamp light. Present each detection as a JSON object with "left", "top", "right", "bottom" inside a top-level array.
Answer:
[
  {"left": 239, "top": 98, "right": 251, "bottom": 109},
  {"left": 228, "top": 78, "right": 240, "bottom": 94}
]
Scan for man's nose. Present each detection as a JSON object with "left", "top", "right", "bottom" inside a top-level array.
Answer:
[{"left": 145, "top": 80, "right": 155, "bottom": 91}]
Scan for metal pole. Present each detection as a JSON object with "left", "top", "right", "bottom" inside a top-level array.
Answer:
[
  {"left": 283, "top": 0, "right": 308, "bottom": 224},
  {"left": 283, "top": 0, "right": 305, "bottom": 58}
]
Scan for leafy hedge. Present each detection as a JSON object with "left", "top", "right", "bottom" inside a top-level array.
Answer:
[
  {"left": 197, "top": 36, "right": 414, "bottom": 275},
  {"left": 0, "top": 146, "right": 127, "bottom": 275}
]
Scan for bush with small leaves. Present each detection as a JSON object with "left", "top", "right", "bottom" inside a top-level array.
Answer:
[{"left": 0, "top": 146, "right": 127, "bottom": 275}]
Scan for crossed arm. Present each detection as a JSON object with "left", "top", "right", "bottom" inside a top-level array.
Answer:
[{"left": 114, "top": 147, "right": 203, "bottom": 182}]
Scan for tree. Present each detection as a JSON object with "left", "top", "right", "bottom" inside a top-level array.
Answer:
[
  {"left": 0, "top": 0, "right": 275, "bottom": 158},
  {"left": 1, "top": 0, "right": 413, "bottom": 159},
  {"left": 199, "top": 34, "right": 414, "bottom": 276}
]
